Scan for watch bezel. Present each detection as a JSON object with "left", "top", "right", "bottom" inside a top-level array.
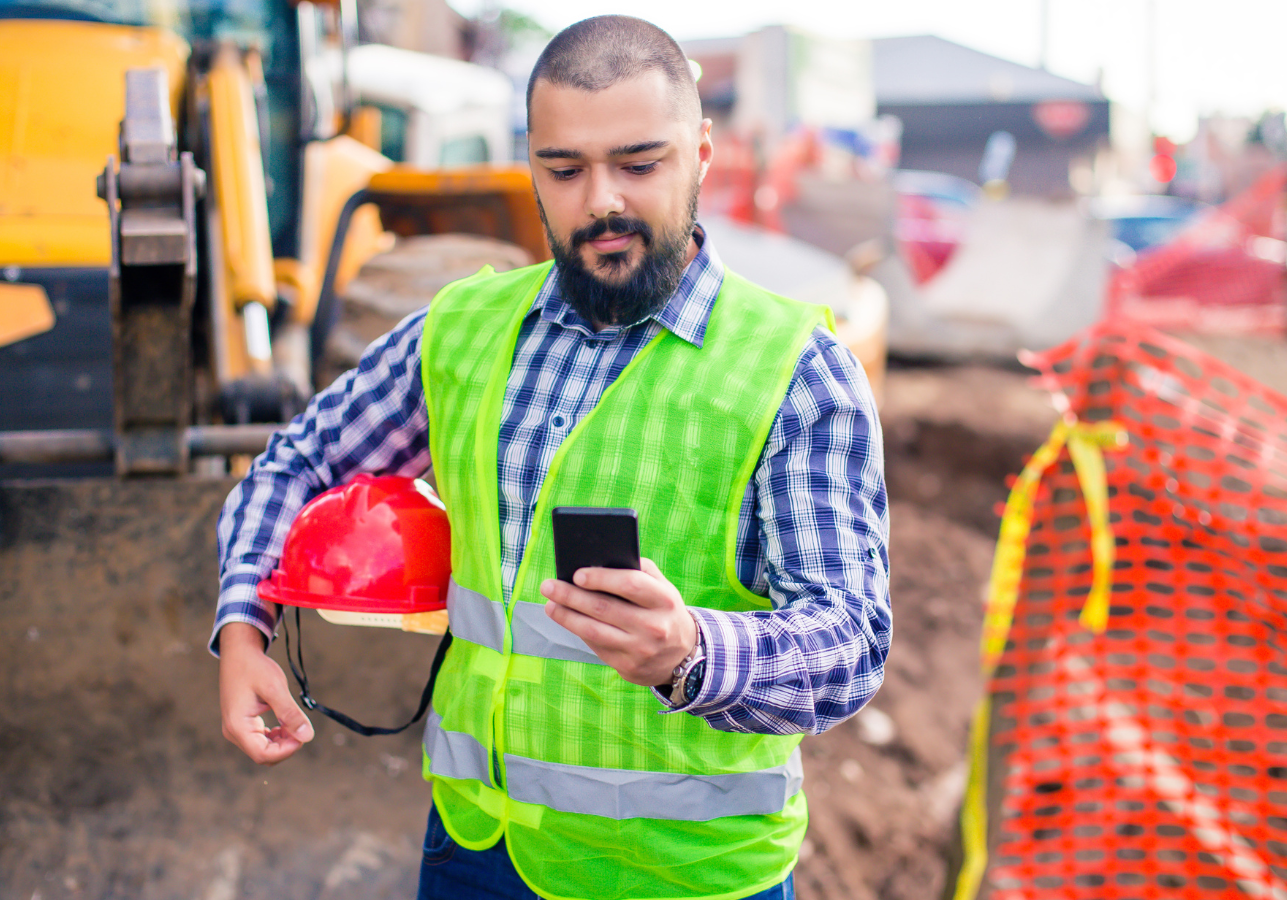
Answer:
[{"left": 682, "top": 658, "right": 707, "bottom": 704}]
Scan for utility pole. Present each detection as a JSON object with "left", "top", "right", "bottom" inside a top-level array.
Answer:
[
  {"left": 1145, "top": 0, "right": 1157, "bottom": 134},
  {"left": 1038, "top": 0, "right": 1050, "bottom": 70}
]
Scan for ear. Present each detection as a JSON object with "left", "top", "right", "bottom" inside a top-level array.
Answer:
[{"left": 696, "top": 119, "right": 714, "bottom": 183}]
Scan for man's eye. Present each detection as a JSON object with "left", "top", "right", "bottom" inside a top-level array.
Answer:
[
  {"left": 549, "top": 168, "right": 578, "bottom": 181},
  {"left": 627, "top": 163, "right": 658, "bottom": 175}
]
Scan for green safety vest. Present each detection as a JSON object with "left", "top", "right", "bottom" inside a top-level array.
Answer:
[{"left": 421, "top": 260, "right": 832, "bottom": 900}]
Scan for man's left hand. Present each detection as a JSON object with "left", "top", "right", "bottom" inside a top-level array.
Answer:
[{"left": 541, "top": 558, "right": 697, "bottom": 687}]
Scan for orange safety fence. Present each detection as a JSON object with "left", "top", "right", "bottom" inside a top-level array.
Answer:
[
  {"left": 699, "top": 129, "right": 826, "bottom": 234},
  {"left": 1103, "top": 165, "right": 1287, "bottom": 336},
  {"left": 950, "top": 320, "right": 1287, "bottom": 900},
  {"left": 699, "top": 132, "right": 761, "bottom": 226}
]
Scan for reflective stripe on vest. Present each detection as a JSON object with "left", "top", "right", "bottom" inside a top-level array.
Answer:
[
  {"left": 446, "top": 579, "right": 506, "bottom": 653},
  {"left": 448, "top": 577, "right": 605, "bottom": 666},
  {"left": 423, "top": 712, "right": 804, "bottom": 822},
  {"left": 423, "top": 709, "right": 493, "bottom": 787}
]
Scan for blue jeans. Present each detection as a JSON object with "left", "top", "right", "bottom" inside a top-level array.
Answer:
[{"left": 417, "top": 804, "right": 795, "bottom": 900}]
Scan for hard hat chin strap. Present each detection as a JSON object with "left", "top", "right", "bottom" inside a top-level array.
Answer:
[{"left": 281, "top": 606, "right": 453, "bottom": 737}]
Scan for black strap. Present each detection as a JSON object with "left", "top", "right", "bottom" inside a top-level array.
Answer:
[{"left": 281, "top": 606, "right": 453, "bottom": 737}]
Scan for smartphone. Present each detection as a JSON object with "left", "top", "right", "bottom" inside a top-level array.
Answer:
[{"left": 551, "top": 507, "right": 641, "bottom": 584}]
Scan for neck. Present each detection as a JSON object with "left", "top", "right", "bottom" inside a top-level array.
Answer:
[{"left": 683, "top": 234, "right": 700, "bottom": 267}]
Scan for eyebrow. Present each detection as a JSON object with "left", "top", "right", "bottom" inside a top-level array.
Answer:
[
  {"left": 608, "top": 140, "right": 669, "bottom": 157},
  {"left": 533, "top": 140, "right": 670, "bottom": 161},
  {"left": 533, "top": 147, "right": 583, "bottom": 160}
]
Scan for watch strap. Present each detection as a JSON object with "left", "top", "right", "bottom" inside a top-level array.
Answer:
[{"left": 667, "top": 621, "right": 706, "bottom": 706}]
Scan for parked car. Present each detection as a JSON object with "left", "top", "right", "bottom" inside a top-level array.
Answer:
[
  {"left": 1088, "top": 195, "right": 1205, "bottom": 253},
  {"left": 891, "top": 169, "right": 982, "bottom": 211},
  {"left": 891, "top": 170, "right": 981, "bottom": 283}
]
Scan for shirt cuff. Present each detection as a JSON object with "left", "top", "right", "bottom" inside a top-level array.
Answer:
[
  {"left": 209, "top": 582, "right": 279, "bottom": 657},
  {"left": 652, "top": 606, "right": 755, "bottom": 715}
]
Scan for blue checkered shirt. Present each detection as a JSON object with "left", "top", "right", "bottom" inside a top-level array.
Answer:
[{"left": 213, "top": 229, "right": 890, "bottom": 735}]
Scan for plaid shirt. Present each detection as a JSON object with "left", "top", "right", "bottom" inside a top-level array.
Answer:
[{"left": 213, "top": 229, "right": 890, "bottom": 736}]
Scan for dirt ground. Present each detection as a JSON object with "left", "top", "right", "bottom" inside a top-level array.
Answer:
[{"left": 0, "top": 364, "right": 1058, "bottom": 900}]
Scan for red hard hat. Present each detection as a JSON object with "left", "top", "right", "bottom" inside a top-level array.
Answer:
[{"left": 257, "top": 474, "right": 450, "bottom": 614}]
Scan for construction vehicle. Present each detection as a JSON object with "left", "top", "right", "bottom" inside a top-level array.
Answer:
[
  {"left": 0, "top": 0, "right": 547, "bottom": 477},
  {"left": 0, "top": 7, "right": 543, "bottom": 889}
]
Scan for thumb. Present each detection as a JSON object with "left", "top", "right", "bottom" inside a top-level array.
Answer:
[
  {"left": 639, "top": 557, "right": 670, "bottom": 583},
  {"left": 263, "top": 670, "right": 314, "bottom": 742}
]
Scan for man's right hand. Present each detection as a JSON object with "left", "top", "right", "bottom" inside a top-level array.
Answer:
[{"left": 218, "top": 621, "right": 314, "bottom": 764}]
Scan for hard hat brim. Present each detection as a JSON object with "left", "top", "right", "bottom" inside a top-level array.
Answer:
[{"left": 257, "top": 569, "right": 446, "bottom": 615}]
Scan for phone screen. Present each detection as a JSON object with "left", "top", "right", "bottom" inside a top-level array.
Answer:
[{"left": 551, "top": 507, "right": 641, "bottom": 583}]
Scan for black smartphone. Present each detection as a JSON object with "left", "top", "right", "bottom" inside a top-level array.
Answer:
[{"left": 551, "top": 507, "right": 641, "bottom": 584}]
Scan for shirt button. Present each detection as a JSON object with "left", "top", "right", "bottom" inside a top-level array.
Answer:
[{"left": 552, "top": 415, "right": 565, "bottom": 428}]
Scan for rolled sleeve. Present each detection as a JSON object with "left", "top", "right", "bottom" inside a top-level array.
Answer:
[
  {"left": 650, "top": 607, "right": 755, "bottom": 713},
  {"left": 210, "top": 310, "right": 433, "bottom": 655},
  {"left": 666, "top": 327, "right": 891, "bottom": 735},
  {"left": 213, "top": 578, "right": 277, "bottom": 649}
]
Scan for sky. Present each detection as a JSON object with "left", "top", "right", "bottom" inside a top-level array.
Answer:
[{"left": 452, "top": 0, "right": 1287, "bottom": 142}]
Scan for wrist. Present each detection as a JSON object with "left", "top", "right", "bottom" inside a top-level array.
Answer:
[
  {"left": 218, "top": 621, "right": 270, "bottom": 657},
  {"left": 662, "top": 614, "right": 706, "bottom": 707}
]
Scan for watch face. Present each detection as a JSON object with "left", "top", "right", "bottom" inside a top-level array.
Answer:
[{"left": 683, "top": 659, "right": 707, "bottom": 704}]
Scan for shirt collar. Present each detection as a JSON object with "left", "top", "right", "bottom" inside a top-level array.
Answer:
[{"left": 531, "top": 223, "right": 724, "bottom": 348}]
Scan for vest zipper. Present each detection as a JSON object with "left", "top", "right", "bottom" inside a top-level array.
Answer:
[
  {"left": 491, "top": 739, "right": 504, "bottom": 788},
  {"left": 493, "top": 593, "right": 509, "bottom": 790}
]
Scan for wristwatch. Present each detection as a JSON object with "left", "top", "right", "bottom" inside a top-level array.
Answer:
[{"left": 665, "top": 627, "right": 706, "bottom": 707}]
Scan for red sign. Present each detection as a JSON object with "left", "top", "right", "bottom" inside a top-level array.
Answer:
[
  {"left": 1149, "top": 154, "right": 1178, "bottom": 183},
  {"left": 1032, "top": 100, "right": 1091, "bottom": 140}
]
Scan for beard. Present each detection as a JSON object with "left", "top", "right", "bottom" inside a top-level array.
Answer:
[{"left": 537, "top": 176, "right": 701, "bottom": 328}]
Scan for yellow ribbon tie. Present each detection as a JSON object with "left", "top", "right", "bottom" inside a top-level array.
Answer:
[
  {"left": 954, "top": 414, "right": 1126, "bottom": 900},
  {"left": 979, "top": 416, "right": 1127, "bottom": 673}
]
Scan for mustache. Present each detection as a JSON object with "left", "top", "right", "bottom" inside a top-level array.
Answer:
[{"left": 570, "top": 216, "right": 654, "bottom": 249}]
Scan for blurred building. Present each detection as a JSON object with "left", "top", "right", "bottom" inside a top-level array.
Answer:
[
  {"left": 684, "top": 36, "right": 741, "bottom": 127},
  {"left": 685, "top": 29, "right": 873, "bottom": 147},
  {"left": 874, "top": 36, "right": 1109, "bottom": 197},
  {"left": 1174, "top": 113, "right": 1285, "bottom": 204},
  {"left": 357, "top": 0, "right": 470, "bottom": 60},
  {"left": 686, "top": 31, "right": 1112, "bottom": 197}
]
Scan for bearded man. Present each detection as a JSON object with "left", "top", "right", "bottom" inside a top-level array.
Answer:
[{"left": 213, "top": 15, "right": 890, "bottom": 900}]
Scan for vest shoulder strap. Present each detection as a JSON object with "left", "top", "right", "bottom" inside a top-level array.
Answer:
[{"left": 429, "top": 261, "right": 555, "bottom": 319}]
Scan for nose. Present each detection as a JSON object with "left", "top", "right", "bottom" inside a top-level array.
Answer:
[{"left": 584, "top": 164, "right": 625, "bottom": 220}]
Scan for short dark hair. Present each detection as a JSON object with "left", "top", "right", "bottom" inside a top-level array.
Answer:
[{"left": 525, "top": 15, "right": 701, "bottom": 128}]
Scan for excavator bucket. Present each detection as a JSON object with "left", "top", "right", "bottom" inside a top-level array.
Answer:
[
  {"left": 309, "top": 163, "right": 550, "bottom": 385},
  {"left": 366, "top": 166, "right": 550, "bottom": 263}
]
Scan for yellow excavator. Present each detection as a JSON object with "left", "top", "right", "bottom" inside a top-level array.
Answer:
[
  {"left": 0, "top": 0, "right": 546, "bottom": 476},
  {"left": 0, "top": 3, "right": 563, "bottom": 891},
  {"left": 0, "top": 15, "right": 544, "bottom": 888}
]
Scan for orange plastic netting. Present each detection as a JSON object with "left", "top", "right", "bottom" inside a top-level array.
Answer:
[
  {"left": 953, "top": 321, "right": 1287, "bottom": 900},
  {"left": 1104, "top": 166, "right": 1286, "bottom": 336}
]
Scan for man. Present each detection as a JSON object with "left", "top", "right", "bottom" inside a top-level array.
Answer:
[{"left": 214, "top": 15, "right": 890, "bottom": 900}]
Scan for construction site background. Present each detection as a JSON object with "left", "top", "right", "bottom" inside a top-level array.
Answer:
[{"left": 3, "top": 2, "right": 1287, "bottom": 899}]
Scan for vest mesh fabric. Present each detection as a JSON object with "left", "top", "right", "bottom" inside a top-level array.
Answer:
[{"left": 422, "top": 262, "right": 829, "bottom": 900}]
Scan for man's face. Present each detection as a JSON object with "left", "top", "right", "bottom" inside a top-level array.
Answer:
[{"left": 528, "top": 71, "right": 713, "bottom": 326}]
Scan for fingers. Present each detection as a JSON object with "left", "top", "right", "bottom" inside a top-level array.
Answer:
[
  {"left": 219, "top": 638, "right": 313, "bottom": 766},
  {"left": 540, "top": 560, "right": 696, "bottom": 686},
  {"left": 233, "top": 715, "right": 306, "bottom": 765},
  {"left": 537, "top": 576, "right": 638, "bottom": 641},
  {"left": 639, "top": 557, "right": 666, "bottom": 581},
  {"left": 259, "top": 664, "right": 315, "bottom": 745},
  {"left": 567, "top": 561, "right": 677, "bottom": 610},
  {"left": 544, "top": 598, "right": 660, "bottom": 683},
  {"left": 224, "top": 684, "right": 312, "bottom": 765},
  {"left": 543, "top": 590, "right": 633, "bottom": 652}
]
